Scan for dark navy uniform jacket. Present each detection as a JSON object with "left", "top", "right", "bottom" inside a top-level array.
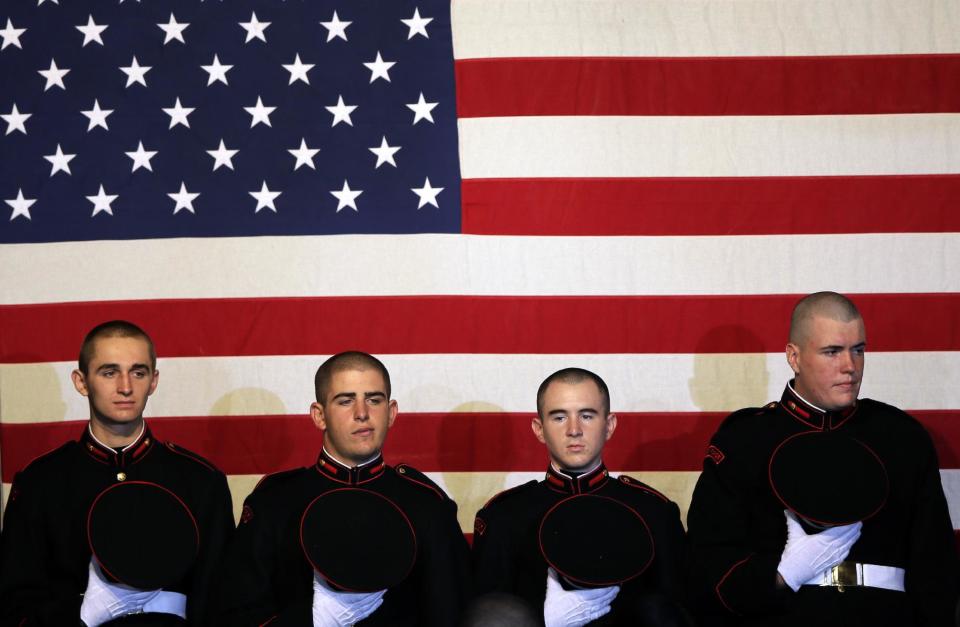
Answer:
[
  {"left": 0, "top": 424, "right": 235, "bottom": 627},
  {"left": 687, "top": 383, "right": 960, "bottom": 626},
  {"left": 214, "top": 449, "right": 471, "bottom": 626},
  {"left": 472, "top": 463, "right": 688, "bottom": 625}
]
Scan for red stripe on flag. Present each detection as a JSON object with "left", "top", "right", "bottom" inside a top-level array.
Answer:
[
  {"left": 455, "top": 55, "right": 960, "bottom": 117},
  {"left": 2, "top": 293, "right": 959, "bottom": 363},
  {"left": 461, "top": 175, "right": 960, "bottom": 236},
  {"left": 4, "top": 410, "right": 959, "bottom": 481}
]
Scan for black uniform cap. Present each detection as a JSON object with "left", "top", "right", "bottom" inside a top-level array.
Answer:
[
  {"left": 768, "top": 430, "right": 889, "bottom": 527},
  {"left": 87, "top": 481, "right": 199, "bottom": 590},
  {"left": 538, "top": 494, "right": 654, "bottom": 588},
  {"left": 300, "top": 487, "right": 417, "bottom": 592}
]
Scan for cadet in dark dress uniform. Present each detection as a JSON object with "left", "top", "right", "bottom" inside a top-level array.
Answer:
[
  {"left": 0, "top": 321, "right": 234, "bottom": 627},
  {"left": 687, "top": 291, "right": 960, "bottom": 626},
  {"left": 473, "top": 368, "right": 688, "bottom": 626},
  {"left": 215, "top": 351, "right": 471, "bottom": 626}
]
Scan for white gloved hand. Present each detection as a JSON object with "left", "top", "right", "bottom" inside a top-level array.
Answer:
[
  {"left": 312, "top": 571, "right": 385, "bottom": 627},
  {"left": 79, "top": 559, "right": 162, "bottom": 626},
  {"left": 543, "top": 567, "right": 620, "bottom": 627},
  {"left": 776, "top": 510, "right": 862, "bottom": 592}
]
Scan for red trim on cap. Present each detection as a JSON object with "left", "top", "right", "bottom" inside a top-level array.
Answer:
[
  {"left": 715, "top": 554, "right": 752, "bottom": 616},
  {"left": 86, "top": 480, "right": 200, "bottom": 586},
  {"left": 299, "top": 487, "right": 417, "bottom": 593},
  {"left": 538, "top": 494, "right": 654, "bottom": 587},
  {"left": 258, "top": 617, "right": 277, "bottom": 627},
  {"left": 767, "top": 432, "right": 889, "bottom": 526}
]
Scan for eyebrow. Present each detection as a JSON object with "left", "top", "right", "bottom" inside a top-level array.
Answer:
[
  {"left": 547, "top": 407, "right": 599, "bottom": 416},
  {"left": 331, "top": 391, "right": 387, "bottom": 401},
  {"left": 821, "top": 342, "right": 866, "bottom": 351},
  {"left": 95, "top": 362, "right": 150, "bottom": 372}
]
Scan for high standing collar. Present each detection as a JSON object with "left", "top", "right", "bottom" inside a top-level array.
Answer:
[
  {"left": 315, "top": 448, "right": 386, "bottom": 485},
  {"left": 780, "top": 381, "right": 858, "bottom": 430},
  {"left": 81, "top": 422, "right": 155, "bottom": 468},
  {"left": 544, "top": 462, "right": 609, "bottom": 494}
]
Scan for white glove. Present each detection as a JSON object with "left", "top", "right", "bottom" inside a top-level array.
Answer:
[
  {"left": 543, "top": 567, "right": 620, "bottom": 627},
  {"left": 79, "top": 560, "right": 162, "bottom": 626},
  {"left": 312, "top": 571, "right": 385, "bottom": 627},
  {"left": 776, "top": 510, "right": 862, "bottom": 592},
  {"left": 142, "top": 590, "right": 188, "bottom": 618}
]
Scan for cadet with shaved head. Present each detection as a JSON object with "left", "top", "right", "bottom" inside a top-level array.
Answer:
[
  {"left": 215, "top": 351, "right": 471, "bottom": 626},
  {"left": 687, "top": 292, "right": 959, "bottom": 626}
]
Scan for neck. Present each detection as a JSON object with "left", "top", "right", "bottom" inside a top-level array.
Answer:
[
  {"left": 89, "top": 416, "right": 144, "bottom": 448},
  {"left": 322, "top": 446, "right": 380, "bottom": 469}
]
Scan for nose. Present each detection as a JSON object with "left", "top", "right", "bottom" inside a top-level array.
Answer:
[
  {"left": 839, "top": 350, "right": 855, "bottom": 373},
  {"left": 354, "top": 403, "right": 369, "bottom": 422},
  {"left": 566, "top": 417, "right": 582, "bottom": 437},
  {"left": 116, "top": 373, "right": 133, "bottom": 395}
]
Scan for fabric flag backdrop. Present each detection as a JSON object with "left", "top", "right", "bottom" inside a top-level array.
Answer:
[{"left": 1, "top": 0, "right": 959, "bottom": 540}]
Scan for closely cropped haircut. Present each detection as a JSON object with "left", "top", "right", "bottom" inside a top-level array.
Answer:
[
  {"left": 536, "top": 367, "right": 611, "bottom": 418},
  {"left": 789, "top": 291, "right": 862, "bottom": 344},
  {"left": 79, "top": 320, "right": 156, "bottom": 374},
  {"left": 314, "top": 351, "right": 392, "bottom": 405}
]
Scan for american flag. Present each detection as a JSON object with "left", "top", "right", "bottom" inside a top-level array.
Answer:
[{"left": 2, "top": 0, "right": 959, "bottom": 539}]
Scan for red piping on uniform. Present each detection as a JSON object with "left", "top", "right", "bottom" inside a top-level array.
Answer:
[
  {"left": 619, "top": 477, "right": 669, "bottom": 503},
  {"left": 715, "top": 554, "right": 752, "bottom": 616}
]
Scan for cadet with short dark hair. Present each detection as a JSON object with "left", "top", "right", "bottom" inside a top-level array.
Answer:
[
  {"left": 473, "top": 368, "right": 689, "bottom": 626},
  {"left": 0, "top": 320, "right": 235, "bottom": 626},
  {"left": 687, "top": 291, "right": 960, "bottom": 626},
  {"left": 215, "top": 351, "right": 471, "bottom": 626}
]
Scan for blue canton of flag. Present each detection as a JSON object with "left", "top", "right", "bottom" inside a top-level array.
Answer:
[{"left": 0, "top": 0, "right": 462, "bottom": 243}]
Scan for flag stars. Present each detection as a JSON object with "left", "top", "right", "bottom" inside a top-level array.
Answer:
[
  {"left": 250, "top": 181, "right": 281, "bottom": 213},
  {"left": 325, "top": 95, "right": 356, "bottom": 127},
  {"left": 125, "top": 141, "right": 157, "bottom": 172},
  {"left": 363, "top": 51, "right": 395, "bottom": 83},
  {"left": 401, "top": 8, "right": 433, "bottom": 39},
  {"left": 44, "top": 144, "right": 75, "bottom": 176},
  {"left": 330, "top": 180, "right": 362, "bottom": 212},
  {"left": 207, "top": 139, "right": 238, "bottom": 171},
  {"left": 120, "top": 56, "right": 151, "bottom": 88},
  {"left": 288, "top": 138, "right": 320, "bottom": 171},
  {"left": 163, "top": 98, "right": 194, "bottom": 129},
  {"left": 6, "top": 189, "right": 35, "bottom": 221},
  {"left": 157, "top": 13, "right": 189, "bottom": 45},
  {"left": 168, "top": 182, "right": 199, "bottom": 214},
  {"left": 38, "top": 59, "right": 70, "bottom": 91},
  {"left": 283, "top": 54, "right": 314, "bottom": 85},
  {"left": 81, "top": 99, "right": 113, "bottom": 131},
  {"left": 2, "top": 104, "right": 30, "bottom": 135},
  {"left": 201, "top": 54, "right": 232, "bottom": 86},
  {"left": 2, "top": 18, "right": 27, "bottom": 50},
  {"left": 412, "top": 177, "right": 444, "bottom": 209},
  {"left": 407, "top": 92, "right": 438, "bottom": 124},
  {"left": 239, "top": 12, "right": 270, "bottom": 43},
  {"left": 244, "top": 96, "right": 275, "bottom": 128},
  {"left": 320, "top": 11, "right": 350, "bottom": 42},
  {"left": 76, "top": 15, "right": 107, "bottom": 47},
  {"left": 87, "top": 185, "right": 118, "bottom": 217},
  {"left": 369, "top": 136, "right": 400, "bottom": 169}
]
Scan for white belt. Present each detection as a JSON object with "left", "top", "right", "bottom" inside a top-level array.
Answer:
[{"left": 802, "top": 562, "right": 905, "bottom": 592}]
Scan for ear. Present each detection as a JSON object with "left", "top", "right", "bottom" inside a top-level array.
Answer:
[
  {"left": 310, "top": 402, "right": 326, "bottom": 432},
  {"left": 71, "top": 369, "right": 89, "bottom": 397},
  {"left": 604, "top": 413, "right": 618, "bottom": 441},
  {"left": 786, "top": 342, "right": 801, "bottom": 375},
  {"left": 148, "top": 369, "right": 159, "bottom": 396},
  {"left": 387, "top": 399, "right": 398, "bottom": 429},
  {"left": 531, "top": 417, "right": 546, "bottom": 444}
]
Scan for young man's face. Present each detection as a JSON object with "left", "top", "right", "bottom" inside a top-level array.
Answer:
[
  {"left": 71, "top": 335, "right": 158, "bottom": 428},
  {"left": 311, "top": 368, "right": 398, "bottom": 466},
  {"left": 532, "top": 379, "right": 617, "bottom": 472},
  {"left": 787, "top": 314, "right": 865, "bottom": 411}
]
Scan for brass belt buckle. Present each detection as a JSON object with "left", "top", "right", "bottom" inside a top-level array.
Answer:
[{"left": 830, "top": 562, "right": 859, "bottom": 592}]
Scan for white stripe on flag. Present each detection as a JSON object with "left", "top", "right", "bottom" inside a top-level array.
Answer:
[
  {"left": 452, "top": 0, "right": 960, "bottom": 58},
  {"left": 3, "top": 352, "right": 957, "bottom": 422},
  {"left": 2, "top": 233, "right": 958, "bottom": 304},
  {"left": 458, "top": 115, "right": 960, "bottom": 179}
]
